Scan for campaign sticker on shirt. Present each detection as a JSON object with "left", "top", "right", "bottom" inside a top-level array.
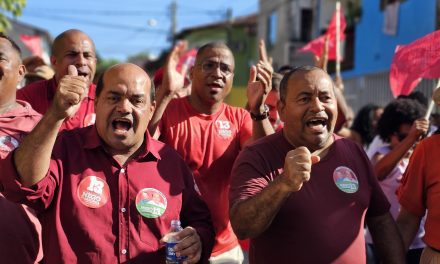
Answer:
[
  {"left": 77, "top": 176, "right": 110, "bottom": 208},
  {"left": 333, "top": 166, "right": 359, "bottom": 193},
  {"left": 84, "top": 113, "right": 96, "bottom": 127},
  {"left": 0, "top": 135, "right": 19, "bottom": 152},
  {"left": 215, "top": 120, "right": 233, "bottom": 139},
  {"left": 136, "top": 188, "right": 167, "bottom": 218}
]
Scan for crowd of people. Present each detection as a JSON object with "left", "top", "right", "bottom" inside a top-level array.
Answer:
[{"left": 0, "top": 28, "right": 439, "bottom": 264}]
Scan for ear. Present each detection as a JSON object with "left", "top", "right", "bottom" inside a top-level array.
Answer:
[
  {"left": 189, "top": 66, "right": 194, "bottom": 81},
  {"left": 278, "top": 100, "right": 286, "bottom": 122},
  {"left": 17, "top": 64, "right": 26, "bottom": 83},
  {"left": 94, "top": 95, "right": 99, "bottom": 108},
  {"left": 50, "top": 55, "right": 57, "bottom": 66},
  {"left": 148, "top": 100, "right": 156, "bottom": 121}
]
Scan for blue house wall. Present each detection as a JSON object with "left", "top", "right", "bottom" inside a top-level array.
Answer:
[{"left": 344, "top": 0, "right": 436, "bottom": 78}]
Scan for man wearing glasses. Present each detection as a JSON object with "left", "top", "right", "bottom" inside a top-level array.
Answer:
[{"left": 149, "top": 42, "right": 274, "bottom": 263}]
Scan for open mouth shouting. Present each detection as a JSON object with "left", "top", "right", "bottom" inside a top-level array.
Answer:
[
  {"left": 112, "top": 117, "right": 133, "bottom": 136},
  {"left": 305, "top": 116, "right": 328, "bottom": 134},
  {"left": 77, "top": 67, "right": 91, "bottom": 81}
]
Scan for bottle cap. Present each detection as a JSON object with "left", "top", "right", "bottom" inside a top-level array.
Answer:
[{"left": 171, "top": 219, "right": 181, "bottom": 226}]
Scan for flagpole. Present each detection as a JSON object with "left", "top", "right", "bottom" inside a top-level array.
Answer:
[
  {"left": 335, "top": 1, "right": 341, "bottom": 77},
  {"left": 425, "top": 79, "right": 440, "bottom": 119}
]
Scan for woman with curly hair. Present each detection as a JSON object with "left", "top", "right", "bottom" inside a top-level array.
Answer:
[{"left": 366, "top": 98, "right": 429, "bottom": 264}]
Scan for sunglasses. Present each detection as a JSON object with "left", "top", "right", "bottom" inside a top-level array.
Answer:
[{"left": 395, "top": 132, "right": 408, "bottom": 141}]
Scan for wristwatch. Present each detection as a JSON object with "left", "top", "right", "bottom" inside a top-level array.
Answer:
[{"left": 250, "top": 104, "right": 269, "bottom": 121}]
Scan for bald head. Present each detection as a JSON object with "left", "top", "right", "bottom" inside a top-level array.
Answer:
[
  {"left": 52, "top": 29, "right": 95, "bottom": 56},
  {"left": 97, "top": 63, "right": 154, "bottom": 101},
  {"left": 50, "top": 29, "right": 97, "bottom": 85}
]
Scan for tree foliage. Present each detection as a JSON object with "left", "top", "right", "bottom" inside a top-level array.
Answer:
[{"left": 0, "top": 0, "right": 27, "bottom": 32}]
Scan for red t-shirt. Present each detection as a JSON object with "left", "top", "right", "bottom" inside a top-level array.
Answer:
[
  {"left": 0, "top": 100, "right": 42, "bottom": 263},
  {"left": 1, "top": 126, "right": 214, "bottom": 263},
  {"left": 158, "top": 97, "right": 252, "bottom": 256},
  {"left": 17, "top": 78, "right": 96, "bottom": 131},
  {"left": 397, "top": 135, "right": 440, "bottom": 250},
  {"left": 229, "top": 131, "right": 390, "bottom": 264}
]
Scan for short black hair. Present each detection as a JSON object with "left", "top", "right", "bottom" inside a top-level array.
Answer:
[
  {"left": 271, "top": 72, "right": 282, "bottom": 92},
  {"left": 0, "top": 33, "right": 22, "bottom": 58},
  {"left": 377, "top": 98, "right": 426, "bottom": 142},
  {"left": 195, "top": 42, "right": 234, "bottom": 65},
  {"left": 279, "top": 65, "right": 330, "bottom": 102},
  {"left": 351, "top": 103, "right": 382, "bottom": 146},
  {"left": 277, "top": 65, "right": 294, "bottom": 75},
  {"left": 95, "top": 71, "right": 155, "bottom": 102}
]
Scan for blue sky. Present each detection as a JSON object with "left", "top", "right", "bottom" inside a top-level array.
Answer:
[{"left": 15, "top": 0, "right": 258, "bottom": 61}]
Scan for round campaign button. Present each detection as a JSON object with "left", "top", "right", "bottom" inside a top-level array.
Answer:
[
  {"left": 333, "top": 166, "right": 359, "bottom": 193},
  {"left": 77, "top": 176, "right": 110, "bottom": 208},
  {"left": 0, "top": 135, "right": 19, "bottom": 152},
  {"left": 135, "top": 188, "right": 167, "bottom": 218}
]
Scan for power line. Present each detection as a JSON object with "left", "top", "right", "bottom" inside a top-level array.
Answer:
[
  {"left": 25, "top": 7, "right": 227, "bottom": 18},
  {"left": 23, "top": 12, "right": 169, "bottom": 33}
]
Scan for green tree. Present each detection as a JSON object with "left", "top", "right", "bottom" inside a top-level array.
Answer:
[{"left": 0, "top": 0, "right": 27, "bottom": 32}]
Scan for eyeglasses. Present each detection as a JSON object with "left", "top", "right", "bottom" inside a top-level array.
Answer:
[{"left": 198, "top": 60, "right": 233, "bottom": 77}]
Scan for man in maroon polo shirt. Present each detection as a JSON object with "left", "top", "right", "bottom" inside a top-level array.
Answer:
[
  {"left": 17, "top": 29, "right": 97, "bottom": 131},
  {"left": 1, "top": 63, "right": 214, "bottom": 263},
  {"left": 229, "top": 66, "right": 405, "bottom": 263},
  {"left": 0, "top": 33, "right": 43, "bottom": 264}
]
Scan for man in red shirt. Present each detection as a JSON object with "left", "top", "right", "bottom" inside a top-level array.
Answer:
[
  {"left": 17, "top": 29, "right": 97, "bottom": 131},
  {"left": 229, "top": 66, "right": 405, "bottom": 263},
  {"left": 149, "top": 42, "right": 274, "bottom": 263},
  {"left": 0, "top": 34, "right": 43, "bottom": 263},
  {"left": 1, "top": 63, "right": 214, "bottom": 263}
]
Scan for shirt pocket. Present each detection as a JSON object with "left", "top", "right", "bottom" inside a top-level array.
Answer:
[{"left": 137, "top": 196, "right": 182, "bottom": 248}]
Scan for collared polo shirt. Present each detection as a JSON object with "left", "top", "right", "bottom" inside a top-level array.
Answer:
[
  {"left": 0, "top": 100, "right": 43, "bottom": 263},
  {"left": 1, "top": 126, "right": 214, "bottom": 263},
  {"left": 17, "top": 77, "right": 96, "bottom": 131}
]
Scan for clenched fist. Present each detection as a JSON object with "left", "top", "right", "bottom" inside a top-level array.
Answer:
[
  {"left": 280, "top": 147, "right": 320, "bottom": 192},
  {"left": 50, "top": 65, "right": 89, "bottom": 120}
]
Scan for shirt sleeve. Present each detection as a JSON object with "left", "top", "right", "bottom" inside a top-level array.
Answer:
[
  {"left": 0, "top": 150, "right": 58, "bottom": 213},
  {"left": 179, "top": 161, "right": 215, "bottom": 263},
  {"left": 229, "top": 146, "right": 272, "bottom": 207},
  {"left": 397, "top": 142, "right": 427, "bottom": 217},
  {"left": 16, "top": 86, "right": 31, "bottom": 103}
]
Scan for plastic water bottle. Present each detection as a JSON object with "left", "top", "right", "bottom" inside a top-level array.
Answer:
[{"left": 165, "top": 219, "right": 187, "bottom": 264}]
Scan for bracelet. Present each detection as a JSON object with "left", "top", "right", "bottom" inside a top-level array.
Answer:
[{"left": 250, "top": 104, "right": 269, "bottom": 121}]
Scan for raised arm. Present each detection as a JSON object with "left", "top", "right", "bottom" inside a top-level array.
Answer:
[
  {"left": 14, "top": 66, "right": 88, "bottom": 187},
  {"left": 246, "top": 40, "right": 275, "bottom": 143},
  {"left": 373, "top": 118, "right": 428, "bottom": 180},
  {"left": 247, "top": 62, "right": 275, "bottom": 141},
  {"left": 148, "top": 42, "right": 187, "bottom": 138},
  {"left": 230, "top": 147, "right": 319, "bottom": 239}
]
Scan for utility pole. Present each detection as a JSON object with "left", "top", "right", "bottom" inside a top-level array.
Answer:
[
  {"left": 226, "top": 8, "right": 233, "bottom": 47},
  {"left": 170, "top": 0, "right": 177, "bottom": 45}
]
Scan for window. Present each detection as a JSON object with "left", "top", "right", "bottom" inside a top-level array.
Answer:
[
  {"left": 266, "top": 11, "right": 277, "bottom": 47},
  {"left": 300, "top": 9, "right": 313, "bottom": 42}
]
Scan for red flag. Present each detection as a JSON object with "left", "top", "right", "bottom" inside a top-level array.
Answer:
[
  {"left": 389, "top": 30, "right": 440, "bottom": 97},
  {"left": 19, "top": 34, "right": 43, "bottom": 57},
  {"left": 298, "top": 7, "right": 346, "bottom": 61}
]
